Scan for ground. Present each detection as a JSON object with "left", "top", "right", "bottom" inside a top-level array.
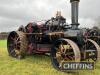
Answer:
[{"left": 0, "top": 40, "right": 100, "bottom": 75}]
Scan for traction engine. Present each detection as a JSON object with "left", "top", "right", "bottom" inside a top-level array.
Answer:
[{"left": 7, "top": 0, "right": 100, "bottom": 70}]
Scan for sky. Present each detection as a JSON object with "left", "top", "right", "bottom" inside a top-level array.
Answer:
[{"left": 0, "top": 0, "right": 100, "bottom": 32}]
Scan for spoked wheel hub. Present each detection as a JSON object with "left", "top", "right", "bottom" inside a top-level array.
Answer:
[{"left": 51, "top": 38, "right": 81, "bottom": 70}]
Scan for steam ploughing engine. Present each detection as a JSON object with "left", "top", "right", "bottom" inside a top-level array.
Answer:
[{"left": 7, "top": 0, "right": 100, "bottom": 70}]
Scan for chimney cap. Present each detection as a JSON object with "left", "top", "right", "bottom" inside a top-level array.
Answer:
[{"left": 70, "top": 0, "right": 80, "bottom": 2}]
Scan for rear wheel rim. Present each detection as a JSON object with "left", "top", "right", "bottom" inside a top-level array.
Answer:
[
  {"left": 51, "top": 38, "right": 80, "bottom": 70},
  {"left": 7, "top": 31, "right": 22, "bottom": 58}
]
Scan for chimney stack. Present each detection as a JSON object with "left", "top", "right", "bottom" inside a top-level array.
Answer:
[{"left": 70, "top": 0, "right": 80, "bottom": 29}]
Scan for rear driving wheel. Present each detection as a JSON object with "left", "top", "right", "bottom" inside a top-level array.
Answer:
[
  {"left": 51, "top": 38, "right": 81, "bottom": 70},
  {"left": 7, "top": 31, "right": 27, "bottom": 59}
]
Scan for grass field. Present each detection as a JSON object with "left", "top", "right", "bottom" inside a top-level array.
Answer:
[{"left": 0, "top": 40, "right": 100, "bottom": 75}]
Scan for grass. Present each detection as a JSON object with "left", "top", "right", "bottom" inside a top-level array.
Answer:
[
  {"left": 0, "top": 40, "right": 100, "bottom": 75},
  {"left": 0, "top": 40, "right": 7, "bottom": 47}
]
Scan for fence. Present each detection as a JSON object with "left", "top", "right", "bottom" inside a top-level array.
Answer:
[{"left": 0, "top": 33, "right": 8, "bottom": 40}]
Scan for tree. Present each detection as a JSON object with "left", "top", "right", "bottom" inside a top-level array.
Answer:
[{"left": 95, "top": 17, "right": 100, "bottom": 28}]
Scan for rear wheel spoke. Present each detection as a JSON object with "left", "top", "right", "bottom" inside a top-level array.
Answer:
[
  {"left": 10, "top": 36, "right": 15, "bottom": 40},
  {"left": 10, "top": 50, "right": 15, "bottom": 55}
]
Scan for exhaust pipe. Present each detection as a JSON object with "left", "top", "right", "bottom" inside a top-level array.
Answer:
[{"left": 70, "top": 0, "right": 80, "bottom": 29}]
